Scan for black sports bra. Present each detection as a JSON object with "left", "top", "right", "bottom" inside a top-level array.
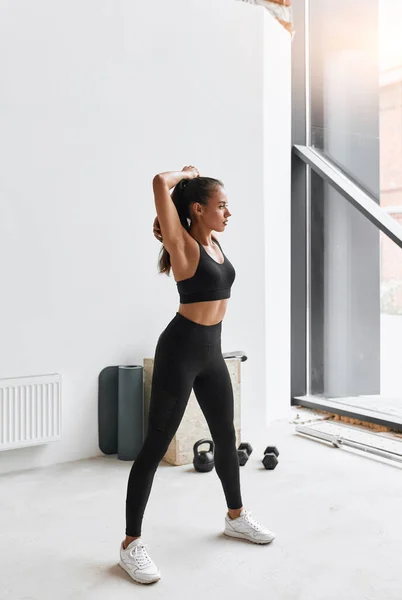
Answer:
[{"left": 176, "top": 237, "right": 236, "bottom": 304}]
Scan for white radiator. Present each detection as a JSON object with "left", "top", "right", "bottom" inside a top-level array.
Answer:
[{"left": 0, "top": 374, "right": 62, "bottom": 451}]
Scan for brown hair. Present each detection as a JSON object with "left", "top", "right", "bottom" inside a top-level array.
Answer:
[{"left": 158, "top": 176, "right": 224, "bottom": 275}]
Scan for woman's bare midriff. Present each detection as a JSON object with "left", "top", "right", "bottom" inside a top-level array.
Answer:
[{"left": 178, "top": 299, "right": 229, "bottom": 326}]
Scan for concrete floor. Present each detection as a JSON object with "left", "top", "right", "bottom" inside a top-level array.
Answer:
[{"left": 1, "top": 408, "right": 402, "bottom": 600}]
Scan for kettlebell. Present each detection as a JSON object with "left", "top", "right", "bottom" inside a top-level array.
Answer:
[{"left": 193, "top": 438, "right": 215, "bottom": 473}]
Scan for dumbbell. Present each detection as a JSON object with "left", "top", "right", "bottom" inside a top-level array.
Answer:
[
  {"left": 262, "top": 446, "right": 279, "bottom": 470},
  {"left": 237, "top": 442, "right": 253, "bottom": 466}
]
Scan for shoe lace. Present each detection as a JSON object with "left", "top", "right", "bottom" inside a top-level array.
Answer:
[
  {"left": 130, "top": 542, "right": 152, "bottom": 567},
  {"left": 244, "top": 511, "right": 263, "bottom": 531}
]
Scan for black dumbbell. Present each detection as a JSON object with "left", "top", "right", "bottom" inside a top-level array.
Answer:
[
  {"left": 262, "top": 446, "right": 279, "bottom": 470},
  {"left": 237, "top": 442, "right": 253, "bottom": 466}
]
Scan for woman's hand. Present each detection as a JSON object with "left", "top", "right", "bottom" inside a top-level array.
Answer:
[
  {"left": 153, "top": 166, "right": 200, "bottom": 191},
  {"left": 153, "top": 216, "right": 163, "bottom": 242},
  {"left": 181, "top": 165, "right": 200, "bottom": 179}
]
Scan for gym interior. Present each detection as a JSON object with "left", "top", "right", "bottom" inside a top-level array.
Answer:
[{"left": 1, "top": 1, "right": 401, "bottom": 598}]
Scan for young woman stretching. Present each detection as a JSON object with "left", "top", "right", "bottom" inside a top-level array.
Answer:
[{"left": 119, "top": 166, "right": 275, "bottom": 584}]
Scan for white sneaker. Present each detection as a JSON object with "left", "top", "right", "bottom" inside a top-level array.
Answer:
[
  {"left": 224, "top": 509, "right": 276, "bottom": 544},
  {"left": 119, "top": 538, "right": 161, "bottom": 584}
]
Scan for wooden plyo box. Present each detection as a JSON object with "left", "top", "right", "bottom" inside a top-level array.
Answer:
[{"left": 143, "top": 357, "right": 241, "bottom": 466}]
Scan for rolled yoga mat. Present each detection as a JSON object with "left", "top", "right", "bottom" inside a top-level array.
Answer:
[
  {"left": 98, "top": 366, "right": 119, "bottom": 455},
  {"left": 117, "top": 365, "right": 144, "bottom": 461}
]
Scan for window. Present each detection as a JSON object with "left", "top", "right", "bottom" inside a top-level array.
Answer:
[{"left": 291, "top": 0, "right": 402, "bottom": 429}]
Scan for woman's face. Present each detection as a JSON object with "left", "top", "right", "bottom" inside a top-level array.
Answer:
[{"left": 193, "top": 186, "right": 232, "bottom": 232}]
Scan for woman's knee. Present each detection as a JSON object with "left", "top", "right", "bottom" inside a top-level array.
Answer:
[
  {"left": 134, "top": 426, "right": 173, "bottom": 470},
  {"left": 213, "top": 424, "right": 237, "bottom": 448}
]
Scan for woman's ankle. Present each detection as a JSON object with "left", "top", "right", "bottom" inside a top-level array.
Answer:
[
  {"left": 228, "top": 506, "right": 243, "bottom": 519},
  {"left": 123, "top": 535, "right": 140, "bottom": 549}
]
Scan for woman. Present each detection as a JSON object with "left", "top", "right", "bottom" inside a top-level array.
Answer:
[{"left": 119, "top": 166, "right": 275, "bottom": 585}]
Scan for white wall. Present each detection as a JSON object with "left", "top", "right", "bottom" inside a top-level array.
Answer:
[
  {"left": 263, "top": 13, "right": 292, "bottom": 422},
  {"left": 0, "top": 0, "right": 291, "bottom": 474}
]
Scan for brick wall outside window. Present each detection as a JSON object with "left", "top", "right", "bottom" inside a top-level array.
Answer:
[{"left": 238, "top": 0, "right": 293, "bottom": 33}]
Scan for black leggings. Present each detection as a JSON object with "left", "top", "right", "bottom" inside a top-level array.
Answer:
[{"left": 125, "top": 312, "right": 243, "bottom": 536}]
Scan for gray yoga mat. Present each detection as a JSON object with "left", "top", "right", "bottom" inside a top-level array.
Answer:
[
  {"left": 98, "top": 365, "right": 144, "bottom": 460},
  {"left": 98, "top": 366, "right": 119, "bottom": 455},
  {"left": 117, "top": 366, "right": 144, "bottom": 461}
]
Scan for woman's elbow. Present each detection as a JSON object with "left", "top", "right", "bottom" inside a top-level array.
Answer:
[{"left": 153, "top": 174, "right": 165, "bottom": 188}]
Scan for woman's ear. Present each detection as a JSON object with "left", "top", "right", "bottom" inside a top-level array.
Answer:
[{"left": 193, "top": 202, "right": 203, "bottom": 217}]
